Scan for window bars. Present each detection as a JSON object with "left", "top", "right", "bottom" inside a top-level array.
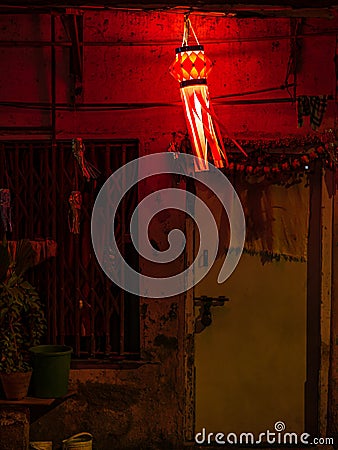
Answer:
[{"left": 0, "top": 140, "right": 140, "bottom": 360}]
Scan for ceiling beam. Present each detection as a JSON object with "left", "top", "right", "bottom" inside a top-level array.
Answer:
[
  {"left": 0, "top": 0, "right": 337, "bottom": 8},
  {"left": 0, "top": 1, "right": 338, "bottom": 18}
]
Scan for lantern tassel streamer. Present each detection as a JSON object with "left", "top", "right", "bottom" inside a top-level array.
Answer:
[{"left": 195, "top": 91, "right": 248, "bottom": 157}]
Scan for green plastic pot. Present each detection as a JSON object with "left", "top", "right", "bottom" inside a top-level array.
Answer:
[{"left": 29, "top": 345, "right": 73, "bottom": 398}]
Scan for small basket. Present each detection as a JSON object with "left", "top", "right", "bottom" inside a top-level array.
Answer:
[
  {"left": 30, "top": 443, "right": 53, "bottom": 450},
  {"left": 62, "top": 432, "right": 93, "bottom": 450}
]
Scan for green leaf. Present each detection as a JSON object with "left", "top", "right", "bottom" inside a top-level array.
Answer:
[
  {"left": 0, "top": 265, "right": 46, "bottom": 373},
  {"left": 14, "top": 240, "right": 35, "bottom": 277}
]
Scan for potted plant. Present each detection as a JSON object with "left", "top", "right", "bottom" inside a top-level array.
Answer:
[{"left": 0, "top": 238, "right": 46, "bottom": 399}]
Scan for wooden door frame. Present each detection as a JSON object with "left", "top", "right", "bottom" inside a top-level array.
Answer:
[
  {"left": 305, "top": 164, "right": 334, "bottom": 437},
  {"left": 184, "top": 216, "right": 196, "bottom": 442},
  {"left": 318, "top": 168, "right": 334, "bottom": 437}
]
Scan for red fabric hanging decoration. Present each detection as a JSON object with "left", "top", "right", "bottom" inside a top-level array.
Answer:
[
  {"left": 68, "top": 190, "right": 82, "bottom": 235},
  {"left": 72, "top": 138, "right": 100, "bottom": 182},
  {"left": 0, "top": 188, "right": 12, "bottom": 233},
  {"left": 170, "top": 16, "right": 247, "bottom": 171}
]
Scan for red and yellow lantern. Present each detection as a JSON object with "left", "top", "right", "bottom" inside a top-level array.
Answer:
[{"left": 170, "top": 17, "right": 246, "bottom": 171}]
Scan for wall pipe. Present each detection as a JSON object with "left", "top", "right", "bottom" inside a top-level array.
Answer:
[
  {"left": 0, "top": 29, "right": 338, "bottom": 47},
  {"left": 0, "top": 96, "right": 334, "bottom": 110},
  {"left": 51, "top": 14, "right": 56, "bottom": 141}
]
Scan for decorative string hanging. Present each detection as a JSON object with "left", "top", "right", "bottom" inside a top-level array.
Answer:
[
  {"left": 0, "top": 153, "right": 13, "bottom": 234},
  {"left": 169, "top": 15, "right": 247, "bottom": 171},
  {"left": 171, "top": 132, "right": 337, "bottom": 187},
  {"left": 68, "top": 138, "right": 100, "bottom": 236},
  {"left": 0, "top": 188, "right": 12, "bottom": 233}
]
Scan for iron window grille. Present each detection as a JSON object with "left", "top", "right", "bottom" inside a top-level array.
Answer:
[{"left": 0, "top": 140, "right": 140, "bottom": 361}]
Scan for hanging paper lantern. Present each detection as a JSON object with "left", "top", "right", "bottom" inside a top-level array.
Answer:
[
  {"left": 0, "top": 188, "right": 12, "bottom": 233},
  {"left": 170, "top": 17, "right": 246, "bottom": 171}
]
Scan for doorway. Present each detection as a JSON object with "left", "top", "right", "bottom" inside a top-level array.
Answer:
[{"left": 191, "top": 166, "right": 332, "bottom": 441}]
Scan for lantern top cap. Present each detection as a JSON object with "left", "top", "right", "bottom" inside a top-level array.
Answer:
[{"left": 175, "top": 44, "right": 204, "bottom": 54}]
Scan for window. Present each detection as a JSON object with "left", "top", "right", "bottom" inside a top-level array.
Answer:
[{"left": 0, "top": 140, "right": 140, "bottom": 361}]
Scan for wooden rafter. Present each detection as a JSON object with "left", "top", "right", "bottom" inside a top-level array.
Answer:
[{"left": 0, "top": 2, "right": 338, "bottom": 19}]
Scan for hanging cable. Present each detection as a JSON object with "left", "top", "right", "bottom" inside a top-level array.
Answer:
[{"left": 284, "top": 18, "right": 303, "bottom": 102}]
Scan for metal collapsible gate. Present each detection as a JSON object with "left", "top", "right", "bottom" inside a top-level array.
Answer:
[{"left": 0, "top": 140, "right": 140, "bottom": 360}]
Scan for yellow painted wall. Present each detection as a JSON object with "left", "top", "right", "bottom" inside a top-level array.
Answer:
[{"left": 195, "top": 253, "right": 307, "bottom": 436}]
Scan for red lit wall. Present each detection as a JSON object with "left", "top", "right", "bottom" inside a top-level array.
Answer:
[{"left": 0, "top": 12, "right": 336, "bottom": 144}]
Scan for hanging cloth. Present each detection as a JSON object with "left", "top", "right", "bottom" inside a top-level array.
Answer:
[{"left": 297, "top": 95, "right": 328, "bottom": 130}]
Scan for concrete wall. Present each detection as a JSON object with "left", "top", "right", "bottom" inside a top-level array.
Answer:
[
  {"left": 0, "top": 10, "right": 337, "bottom": 449},
  {"left": 330, "top": 193, "right": 338, "bottom": 444},
  {"left": 0, "top": 12, "right": 336, "bottom": 142}
]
